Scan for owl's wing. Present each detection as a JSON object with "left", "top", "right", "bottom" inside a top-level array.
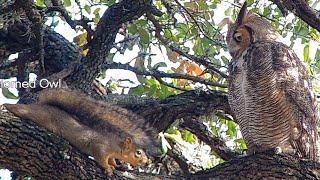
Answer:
[
  {"left": 273, "top": 43, "right": 318, "bottom": 160},
  {"left": 272, "top": 44, "right": 316, "bottom": 119},
  {"left": 246, "top": 41, "right": 318, "bottom": 160}
]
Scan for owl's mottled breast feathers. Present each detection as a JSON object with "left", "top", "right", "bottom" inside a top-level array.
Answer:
[
  {"left": 227, "top": 2, "right": 319, "bottom": 161},
  {"left": 228, "top": 40, "right": 318, "bottom": 161}
]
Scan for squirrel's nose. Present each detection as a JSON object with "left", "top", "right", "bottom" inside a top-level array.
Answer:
[
  {"left": 146, "top": 158, "right": 152, "bottom": 165},
  {"left": 140, "top": 156, "right": 151, "bottom": 165}
]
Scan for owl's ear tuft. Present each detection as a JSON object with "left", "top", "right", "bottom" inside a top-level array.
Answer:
[{"left": 236, "top": 2, "right": 248, "bottom": 26}]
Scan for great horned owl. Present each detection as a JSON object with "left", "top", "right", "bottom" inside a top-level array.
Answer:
[{"left": 226, "top": 2, "right": 319, "bottom": 161}]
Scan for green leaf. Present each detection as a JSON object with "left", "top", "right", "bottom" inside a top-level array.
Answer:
[
  {"left": 164, "top": 29, "right": 173, "bottom": 40},
  {"left": 194, "top": 38, "right": 203, "bottom": 55},
  {"left": 177, "top": 23, "right": 188, "bottom": 35},
  {"left": 93, "top": 8, "right": 101, "bottom": 23},
  {"left": 315, "top": 49, "right": 320, "bottom": 62},
  {"left": 127, "top": 24, "right": 138, "bottom": 35},
  {"left": 224, "top": 8, "right": 232, "bottom": 16},
  {"left": 103, "top": 0, "right": 116, "bottom": 5},
  {"left": 136, "top": 19, "right": 148, "bottom": 26},
  {"left": 1, "top": 87, "right": 18, "bottom": 99},
  {"left": 106, "top": 53, "right": 115, "bottom": 61},
  {"left": 128, "top": 85, "right": 145, "bottom": 96},
  {"left": 235, "top": 138, "right": 247, "bottom": 149},
  {"left": 182, "top": 130, "right": 196, "bottom": 143},
  {"left": 299, "top": 26, "right": 309, "bottom": 36},
  {"left": 84, "top": 5, "right": 91, "bottom": 14},
  {"left": 36, "top": 0, "right": 45, "bottom": 6},
  {"left": 221, "top": 56, "right": 230, "bottom": 65},
  {"left": 184, "top": 2, "right": 197, "bottom": 10},
  {"left": 247, "top": 0, "right": 254, "bottom": 6},
  {"left": 198, "top": 1, "right": 208, "bottom": 10},
  {"left": 263, "top": 7, "right": 271, "bottom": 16},
  {"left": 166, "top": 127, "right": 180, "bottom": 135},
  {"left": 138, "top": 28, "right": 150, "bottom": 45},
  {"left": 226, "top": 120, "right": 237, "bottom": 138},
  {"left": 303, "top": 44, "right": 310, "bottom": 63},
  {"left": 64, "top": 0, "right": 71, "bottom": 7}
]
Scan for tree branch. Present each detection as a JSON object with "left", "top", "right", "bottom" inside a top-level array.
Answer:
[
  {"left": 0, "top": 27, "right": 81, "bottom": 79},
  {"left": 102, "top": 90, "right": 231, "bottom": 132},
  {"left": 1, "top": 111, "right": 319, "bottom": 179},
  {"left": 188, "top": 153, "right": 320, "bottom": 179},
  {"left": 105, "top": 62, "right": 227, "bottom": 88},
  {"left": 66, "top": 0, "right": 153, "bottom": 91},
  {"left": 44, "top": 6, "right": 91, "bottom": 30},
  {"left": 269, "top": 0, "right": 320, "bottom": 32},
  {"left": 172, "top": 0, "right": 225, "bottom": 47},
  {"left": 180, "top": 117, "right": 240, "bottom": 161},
  {"left": 0, "top": 111, "right": 109, "bottom": 179},
  {"left": 146, "top": 14, "right": 228, "bottom": 79}
]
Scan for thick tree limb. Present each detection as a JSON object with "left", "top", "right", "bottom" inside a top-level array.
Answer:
[
  {"left": 1, "top": 111, "right": 319, "bottom": 179},
  {"left": 103, "top": 90, "right": 231, "bottom": 132},
  {"left": 0, "top": 28, "right": 81, "bottom": 79},
  {"left": 66, "top": 0, "right": 153, "bottom": 91},
  {"left": 189, "top": 153, "right": 320, "bottom": 179},
  {"left": 0, "top": 111, "right": 108, "bottom": 179},
  {"left": 269, "top": 0, "right": 320, "bottom": 32},
  {"left": 1, "top": 0, "right": 320, "bottom": 178}
]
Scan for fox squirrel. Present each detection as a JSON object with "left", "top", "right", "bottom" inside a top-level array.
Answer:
[
  {"left": 4, "top": 89, "right": 160, "bottom": 175},
  {"left": 37, "top": 88, "right": 159, "bottom": 154}
]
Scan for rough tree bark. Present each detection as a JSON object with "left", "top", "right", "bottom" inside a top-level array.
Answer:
[{"left": 0, "top": 0, "right": 320, "bottom": 179}]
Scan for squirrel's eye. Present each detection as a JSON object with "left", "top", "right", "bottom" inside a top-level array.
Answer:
[
  {"left": 233, "top": 32, "right": 242, "bottom": 42},
  {"left": 135, "top": 150, "right": 142, "bottom": 157}
]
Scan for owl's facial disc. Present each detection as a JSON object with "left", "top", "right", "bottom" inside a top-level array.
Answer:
[
  {"left": 226, "top": 2, "right": 251, "bottom": 58},
  {"left": 228, "top": 26, "right": 252, "bottom": 58}
]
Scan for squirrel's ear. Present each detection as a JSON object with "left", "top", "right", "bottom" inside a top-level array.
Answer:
[{"left": 123, "top": 137, "right": 133, "bottom": 150}]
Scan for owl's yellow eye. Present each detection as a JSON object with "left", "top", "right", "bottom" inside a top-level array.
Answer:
[{"left": 233, "top": 32, "right": 243, "bottom": 42}]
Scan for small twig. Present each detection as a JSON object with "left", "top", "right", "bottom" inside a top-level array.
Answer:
[
  {"left": 45, "top": 6, "right": 93, "bottom": 35},
  {"left": 104, "top": 62, "right": 227, "bottom": 88},
  {"left": 160, "top": 0, "right": 173, "bottom": 14},
  {"left": 272, "top": 0, "right": 288, "bottom": 16},
  {"left": 173, "top": 0, "right": 225, "bottom": 47},
  {"left": 155, "top": 77, "right": 188, "bottom": 91},
  {"left": 75, "top": 0, "right": 93, "bottom": 41},
  {"left": 180, "top": 117, "right": 240, "bottom": 161},
  {"left": 45, "top": 6, "right": 78, "bottom": 29},
  {"left": 0, "top": 60, "right": 17, "bottom": 70},
  {"left": 146, "top": 14, "right": 228, "bottom": 79}
]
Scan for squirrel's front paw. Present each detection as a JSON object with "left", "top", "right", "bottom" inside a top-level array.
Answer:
[
  {"left": 97, "top": 156, "right": 116, "bottom": 176},
  {"left": 105, "top": 164, "right": 115, "bottom": 176}
]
